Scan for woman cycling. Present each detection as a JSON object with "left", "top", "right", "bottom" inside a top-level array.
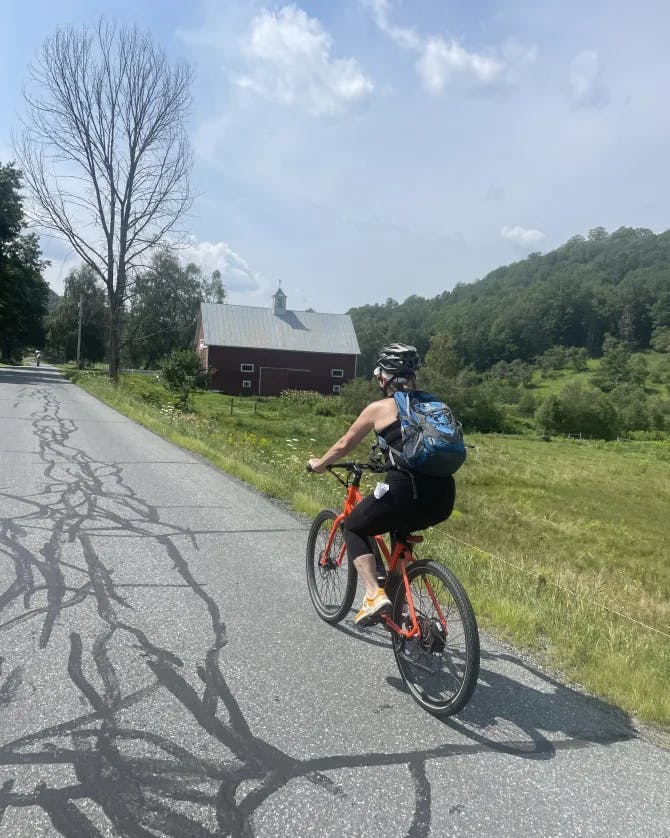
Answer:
[{"left": 307, "top": 343, "right": 456, "bottom": 626}]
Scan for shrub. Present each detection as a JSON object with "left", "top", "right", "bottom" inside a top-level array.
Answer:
[
  {"left": 609, "top": 384, "right": 652, "bottom": 433},
  {"left": 122, "top": 374, "right": 167, "bottom": 407},
  {"left": 517, "top": 390, "right": 536, "bottom": 418},
  {"left": 279, "top": 389, "right": 323, "bottom": 408},
  {"left": 535, "top": 381, "right": 618, "bottom": 439},
  {"left": 314, "top": 397, "right": 341, "bottom": 416},
  {"left": 159, "top": 350, "right": 208, "bottom": 409},
  {"left": 452, "top": 383, "right": 508, "bottom": 433}
]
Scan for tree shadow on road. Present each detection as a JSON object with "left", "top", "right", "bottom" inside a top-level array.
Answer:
[{"left": 0, "top": 367, "right": 68, "bottom": 386}]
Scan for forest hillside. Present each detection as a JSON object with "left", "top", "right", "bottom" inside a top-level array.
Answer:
[
  {"left": 349, "top": 226, "right": 670, "bottom": 376},
  {"left": 347, "top": 227, "right": 670, "bottom": 439}
]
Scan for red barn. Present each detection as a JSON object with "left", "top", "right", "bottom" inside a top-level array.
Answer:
[{"left": 195, "top": 287, "right": 360, "bottom": 396}]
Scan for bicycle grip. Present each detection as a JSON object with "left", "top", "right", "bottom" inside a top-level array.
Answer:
[{"left": 306, "top": 463, "right": 314, "bottom": 473}]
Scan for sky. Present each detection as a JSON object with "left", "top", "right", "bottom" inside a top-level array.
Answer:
[{"left": 1, "top": 0, "right": 669, "bottom": 314}]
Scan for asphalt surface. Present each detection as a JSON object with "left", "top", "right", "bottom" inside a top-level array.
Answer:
[{"left": 0, "top": 365, "right": 668, "bottom": 837}]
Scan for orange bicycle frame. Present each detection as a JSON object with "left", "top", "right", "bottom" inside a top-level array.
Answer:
[{"left": 321, "top": 472, "right": 448, "bottom": 640}]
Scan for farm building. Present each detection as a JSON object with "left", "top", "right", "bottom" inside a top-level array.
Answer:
[{"left": 195, "top": 287, "right": 360, "bottom": 396}]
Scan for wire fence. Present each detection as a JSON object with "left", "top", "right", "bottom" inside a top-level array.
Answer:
[
  {"left": 538, "top": 430, "right": 669, "bottom": 443},
  {"left": 439, "top": 529, "right": 670, "bottom": 640},
  {"left": 225, "top": 397, "right": 259, "bottom": 416}
]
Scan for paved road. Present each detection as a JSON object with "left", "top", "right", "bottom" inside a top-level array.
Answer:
[{"left": 0, "top": 365, "right": 668, "bottom": 837}]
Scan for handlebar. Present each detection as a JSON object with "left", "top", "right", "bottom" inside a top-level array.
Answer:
[{"left": 306, "top": 460, "right": 386, "bottom": 487}]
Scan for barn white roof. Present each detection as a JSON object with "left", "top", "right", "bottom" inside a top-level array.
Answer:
[{"left": 199, "top": 302, "right": 360, "bottom": 355}]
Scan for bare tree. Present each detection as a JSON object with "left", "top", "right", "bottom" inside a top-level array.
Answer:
[{"left": 16, "top": 19, "right": 193, "bottom": 379}]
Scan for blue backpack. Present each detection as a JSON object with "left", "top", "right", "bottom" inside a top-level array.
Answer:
[{"left": 381, "top": 390, "right": 466, "bottom": 477}]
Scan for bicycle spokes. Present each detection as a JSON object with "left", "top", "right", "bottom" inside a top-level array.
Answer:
[
  {"left": 391, "top": 560, "right": 479, "bottom": 716},
  {"left": 306, "top": 510, "right": 357, "bottom": 624}
]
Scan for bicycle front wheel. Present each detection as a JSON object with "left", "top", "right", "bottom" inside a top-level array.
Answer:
[
  {"left": 306, "top": 509, "right": 357, "bottom": 624},
  {"left": 391, "top": 560, "right": 479, "bottom": 717}
]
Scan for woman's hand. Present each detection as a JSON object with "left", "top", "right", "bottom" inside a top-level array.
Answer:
[{"left": 307, "top": 457, "right": 326, "bottom": 473}]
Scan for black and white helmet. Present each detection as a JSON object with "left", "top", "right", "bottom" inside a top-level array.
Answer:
[{"left": 374, "top": 343, "right": 420, "bottom": 379}]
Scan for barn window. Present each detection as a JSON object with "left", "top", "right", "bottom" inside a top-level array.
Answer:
[
  {"left": 332, "top": 384, "right": 341, "bottom": 394},
  {"left": 242, "top": 380, "right": 251, "bottom": 389},
  {"left": 331, "top": 368, "right": 344, "bottom": 378},
  {"left": 240, "top": 363, "right": 254, "bottom": 372}
]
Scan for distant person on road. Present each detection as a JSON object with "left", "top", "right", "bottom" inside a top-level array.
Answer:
[
  {"left": 307, "top": 343, "right": 456, "bottom": 625},
  {"left": 35, "top": 351, "right": 41, "bottom": 367}
]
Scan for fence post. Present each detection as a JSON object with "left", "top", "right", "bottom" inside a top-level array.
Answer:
[
  {"left": 254, "top": 401, "right": 257, "bottom": 414},
  {"left": 230, "top": 398, "right": 234, "bottom": 416}
]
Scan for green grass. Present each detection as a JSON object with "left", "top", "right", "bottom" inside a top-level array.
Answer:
[{"left": 63, "top": 367, "right": 670, "bottom": 729}]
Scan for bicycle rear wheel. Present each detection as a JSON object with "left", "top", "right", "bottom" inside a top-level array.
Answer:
[
  {"left": 306, "top": 509, "right": 357, "bottom": 624},
  {"left": 391, "top": 560, "right": 479, "bottom": 717}
]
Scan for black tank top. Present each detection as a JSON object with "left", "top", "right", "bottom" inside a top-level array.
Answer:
[{"left": 378, "top": 418, "right": 401, "bottom": 448}]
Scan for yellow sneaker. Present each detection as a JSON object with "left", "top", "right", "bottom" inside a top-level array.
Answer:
[{"left": 354, "top": 588, "right": 391, "bottom": 626}]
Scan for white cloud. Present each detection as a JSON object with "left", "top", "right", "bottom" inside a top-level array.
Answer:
[
  {"left": 179, "top": 238, "right": 262, "bottom": 298},
  {"left": 368, "top": 0, "right": 421, "bottom": 50},
  {"left": 236, "top": 5, "right": 374, "bottom": 115},
  {"left": 42, "top": 238, "right": 266, "bottom": 303},
  {"left": 569, "top": 50, "right": 609, "bottom": 108},
  {"left": 368, "top": 0, "right": 532, "bottom": 92},
  {"left": 418, "top": 37, "right": 505, "bottom": 91},
  {"left": 500, "top": 225, "right": 546, "bottom": 245}
]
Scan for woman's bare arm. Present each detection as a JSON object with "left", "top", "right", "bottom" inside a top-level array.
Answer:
[{"left": 307, "top": 401, "right": 384, "bottom": 473}]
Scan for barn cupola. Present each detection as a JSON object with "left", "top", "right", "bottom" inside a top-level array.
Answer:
[{"left": 272, "top": 283, "right": 287, "bottom": 315}]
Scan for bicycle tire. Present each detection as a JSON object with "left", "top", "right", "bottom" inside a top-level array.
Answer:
[
  {"left": 391, "top": 559, "right": 479, "bottom": 717},
  {"left": 306, "top": 509, "right": 357, "bottom": 624}
]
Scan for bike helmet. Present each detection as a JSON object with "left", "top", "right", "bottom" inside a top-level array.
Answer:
[{"left": 374, "top": 343, "right": 420, "bottom": 378}]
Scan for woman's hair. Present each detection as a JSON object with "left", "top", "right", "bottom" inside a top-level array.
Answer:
[{"left": 379, "top": 370, "right": 416, "bottom": 393}]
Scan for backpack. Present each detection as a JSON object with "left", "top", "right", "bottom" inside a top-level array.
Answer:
[{"left": 380, "top": 390, "right": 466, "bottom": 477}]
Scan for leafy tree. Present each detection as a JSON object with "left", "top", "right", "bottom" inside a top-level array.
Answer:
[
  {"left": 650, "top": 327, "right": 670, "bottom": 353},
  {"left": 0, "top": 164, "right": 23, "bottom": 243},
  {"left": 453, "top": 383, "right": 509, "bottom": 434},
  {"left": 123, "top": 250, "right": 203, "bottom": 369},
  {"left": 565, "top": 347, "right": 589, "bottom": 372},
  {"left": 509, "top": 358, "right": 534, "bottom": 386},
  {"left": 628, "top": 355, "right": 648, "bottom": 386},
  {"left": 159, "top": 348, "right": 207, "bottom": 409},
  {"left": 647, "top": 396, "right": 670, "bottom": 431},
  {"left": 594, "top": 335, "right": 632, "bottom": 390},
  {"left": 123, "top": 250, "right": 224, "bottom": 369},
  {"left": 17, "top": 20, "right": 193, "bottom": 380},
  {"left": 536, "top": 346, "right": 569, "bottom": 377},
  {"left": 0, "top": 162, "right": 48, "bottom": 360},
  {"left": 517, "top": 389, "right": 536, "bottom": 418},
  {"left": 45, "top": 265, "right": 108, "bottom": 363},
  {"left": 423, "top": 333, "right": 462, "bottom": 380},
  {"left": 201, "top": 269, "right": 226, "bottom": 304},
  {"left": 609, "top": 384, "right": 652, "bottom": 433}
]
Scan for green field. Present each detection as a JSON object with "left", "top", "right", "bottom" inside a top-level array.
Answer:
[{"left": 64, "top": 369, "right": 670, "bottom": 729}]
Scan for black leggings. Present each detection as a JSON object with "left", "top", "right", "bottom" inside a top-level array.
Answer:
[{"left": 342, "top": 474, "right": 455, "bottom": 561}]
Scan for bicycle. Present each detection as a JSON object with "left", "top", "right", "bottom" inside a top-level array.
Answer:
[{"left": 306, "top": 461, "right": 480, "bottom": 717}]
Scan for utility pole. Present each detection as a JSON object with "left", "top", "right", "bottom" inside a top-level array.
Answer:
[{"left": 76, "top": 293, "right": 83, "bottom": 369}]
